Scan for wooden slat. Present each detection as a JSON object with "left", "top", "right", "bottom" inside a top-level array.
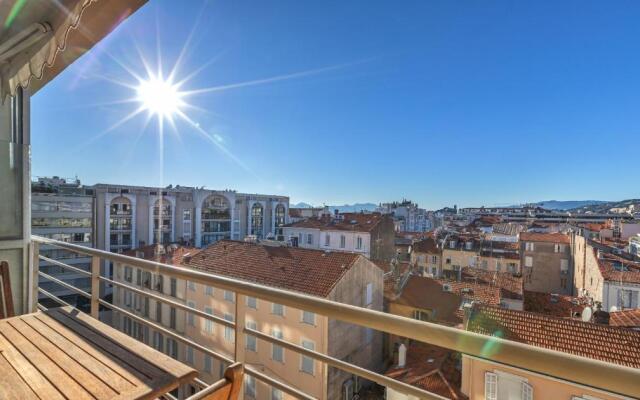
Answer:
[
  {"left": 0, "top": 331, "right": 64, "bottom": 400},
  {"left": 22, "top": 314, "right": 136, "bottom": 395},
  {"left": 0, "top": 352, "right": 40, "bottom": 400},
  {"left": 52, "top": 307, "right": 196, "bottom": 378},
  {"left": 32, "top": 312, "right": 145, "bottom": 387},
  {"left": 0, "top": 321, "right": 92, "bottom": 399}
]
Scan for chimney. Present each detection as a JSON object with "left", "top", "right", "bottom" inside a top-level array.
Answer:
[
  {"left": 593, "top": 303, "right": 610, "bottom": 325},
  {"left": 398, "top": 343, "right": 407, "bottom": 368}
]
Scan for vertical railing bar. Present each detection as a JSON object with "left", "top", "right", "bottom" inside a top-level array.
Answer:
[
  {"left": 90, "top": 255, "right": 100, "bottom": 319},
  {"left": 234, "top": 293, "right": 246, "bottom": 398}
]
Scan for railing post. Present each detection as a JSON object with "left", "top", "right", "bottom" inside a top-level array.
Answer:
[
  {"left": 29, "top": 240, "right": 40, "bottom": 313},
  {"left": 235, "top": 293, "right": 246, "bottom": 398},
  {"left": 90, "top": 256, "right": 100, "bottom": 319}
]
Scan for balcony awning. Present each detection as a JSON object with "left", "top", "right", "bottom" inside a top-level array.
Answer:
[{"left": 0, "top": 0, "right": 147, "bottom": 101}]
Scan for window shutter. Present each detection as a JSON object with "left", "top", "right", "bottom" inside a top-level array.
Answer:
[
  {"left": 484, "top": 372, "right": 497, "bottom": 400},
  {"left": 522, "top": 382, "right": 533, "bottom": 400}
]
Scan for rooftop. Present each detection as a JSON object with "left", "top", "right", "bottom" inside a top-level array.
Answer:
[
  {"left": 523, "top": 290, "right": 588, "bottom": 319},
  {"left": 519, "top": 232, "right": 571, "bottom": 244},
  {"left": 284, "top": 212, "right": 386, "bottom": 232},
  {"left": 461, "top": 268, "right": 524, "bottom": 300},
  {"left": 467, "top": 304, "right": 640, "bottom": 369},
  {"left": 597, "top": 252, "right": 640, "bottom": 284},
  {"left": 610, "top": 309, "right": 640, "bottom": 329}
]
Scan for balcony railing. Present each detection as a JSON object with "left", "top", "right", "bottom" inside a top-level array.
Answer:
[{"left": 30, "top": 235, "right": 640, "bottom": 400}]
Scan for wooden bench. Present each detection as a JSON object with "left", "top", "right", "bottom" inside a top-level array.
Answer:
[{"left": 186, "top": 363, "right": 243, "bottom": 400}]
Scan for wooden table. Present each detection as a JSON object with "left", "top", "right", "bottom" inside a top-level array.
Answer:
[{"left": 0, "top": 306, "right": 198, "bottom": 400}]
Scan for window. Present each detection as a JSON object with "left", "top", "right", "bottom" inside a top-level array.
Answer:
[
  {"left": 431, "top": 255, "right": 437, "bottom": 263},
  {"left": 272, "top": 303, "right": 285, "bottom": 316},
  {"left": 166, "top": 338, "right": 178, "bottom": 359},
  {"left": 324, "top": 234, "right": 330, "bottom": 246},
  {"left": 170, "top": 307, "right": 176, "bottom": 329},
  {"left": 413, "top": 310, "right": 429, "bottom": 321},
  {"left": 224, "top": 314, "right": 234, "bottom": 342},
  {"left": 245, "top": 375, "right": 256, "bottom": 398},
  {"left": 188, "top": 281, "right": 196, "bottom": 291},
  {"left": 204, "top": 307, "right": 214, "bottom": 334},
  {"left": 618, "top": 289, "right": 639, "bottom": 309},
  {"left": 356, "top": 236, "right": 363, "bottom": 249},
  {"left": 205, "top": 285, "right": 213, "bottom": 296},
  {"left": 560, "top": 259, "right": 569, "bottom": 274},
  {"left": 204, "top": 355, "right": 212, "bottom": 373},
  {"left": 156, "top": 302, "right": 162, "bottom": 322},
  {"left": 300, "top": 340, "right": 315, "bottom": 375},
  {"left": 525, "top": 242, "right": 535, "bottom": 252},
  {"left": 364, "top": 283, "right": 373, "bottom": 306},
  {"left": 187, "top": 302, "right": 195, "bottom": 326},
  {"left": 185, "top": 346, "right": 194, "bottom": 365},
  {"left": 155, "top": 274, "right": 164, "bottom": 292},
  {"left": 246, "top": 321, "right": 257, "bottom": 352},
  {"left": 224, "top": 290, "right": 235, "bottom": 303},
  {"left": 271, "top": 329, "right": 284, "bottom": 362},
  {"left": 522, "top": 382, "right": 533, "bottom": 400},
  {"left": 485, "top": 372, "right": 497, "bottom": 400},
  {"left": 141, "top": 271, "right": 152, "bottom": 289},
  {"left": 170, "top": 277, "right": 177, "bottom": 297},
  {"left": 525, "top": 256, "right": 533, "bottom": 267},
  {"left": 271, "top": 388, "right": 283, "bottom": 400},
  {"left": 246, "top": 296, "right": 257, "bottom": 309},
  {"left": 302, "top": 310, "right": 315, "bottom": 325},
  {"left": 306, "top": 233, "right": 313, "bottom": 245},
  {"left": 153, "top": 332, "right": 163, "bottom": 351},
  {"left": 143, "top": 297, "right": 150, "bottom": 318},
  {"left": 136, "top": 269, "right": 141, "bottom": 286},
  {"left": 340, "top": 235, "right": 346, "bottom": 248},
  {"left": 124, "top": 266, "right": 132, "bottom": 282}
]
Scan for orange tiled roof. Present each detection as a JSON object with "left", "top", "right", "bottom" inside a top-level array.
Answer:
[
  {"left": 610, "top": 309, "right": 640, "bottom": 328},
  {"left": 412, "top": 237, "right": 440, "bottom": 254},
  {"left": 519, "top": 232, "right": 570, "bottom": 244},
  {"left": 124, "top": 245, "right": 201, "bottom": 265},
  {"left": 467, "top": 304, "right": 640, "bottom": 368},
  {"left": 284, "top": 212, "right": 386, "bottom": 232},
  {"left": 183, "top": 240, "right": 363, "bottom": 297},
  {"left": 524, "top": 291, "right": 588, "bottom": 318},
  {"left": 597, "top": 252, "right": 640, "bottom": 284},
  {"left": 461, "top": 268, "right": 523, "bottom": 300},
  {"left": 384, "top": 343, "right": 466, "bottom": 400}
]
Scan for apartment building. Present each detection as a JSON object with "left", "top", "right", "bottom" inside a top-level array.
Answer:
[
  {"left": 376, "top": 200, "right": 432, "bottom": 232},
  {"left": 573, "top": 233, "right": 640, "bottom": 311},
  {"left": 441, "top": 235, "right": 480, "bottom": 279},
  {"left": 282, "top": 211, "right": 396, "bottom": 261},
  {"left": 411, "top": 237, "right": 441, "bottom": 277},
  {"left": 93, "top": 184, "right": 289, "bottom": 254},
  {"left": 462, "top": 304, "right": 640, "bottom": 400},
  {"left": 519, "top": 232, "right": 572, "bottom": 295},
  {"left": 31, "top": 177, "right": 95, "bottom": 308},
  {"left": 115, "top": 241, "right": 384, "bottom": 400}
]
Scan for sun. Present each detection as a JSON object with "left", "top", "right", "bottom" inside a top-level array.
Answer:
[{"left": 136, "top": 75, "right": 183, "bottom": 118}]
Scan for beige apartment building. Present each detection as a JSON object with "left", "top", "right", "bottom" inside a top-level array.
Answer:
[
  {"left": 463, "top": 304, "right": 639, "bottom": 400},
  {"left": 114, "top": 240, "right": 384, "bottom": 400},
  {"left": 519, "top": 232, "right": 572, "bottom": 295}
]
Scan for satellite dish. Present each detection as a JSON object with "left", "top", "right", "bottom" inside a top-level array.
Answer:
[
  {"left": 581, "top": 307, "right": 593, "bottom": 322},
  {"left": 609, "top": 306, "right": 618, "bottom": 313}
]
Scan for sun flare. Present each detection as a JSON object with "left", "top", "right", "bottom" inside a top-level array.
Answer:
[{"left": 136, "top": 76, "right": 183, "bottom": 118}]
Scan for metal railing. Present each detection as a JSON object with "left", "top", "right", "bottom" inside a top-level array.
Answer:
[{"left": 30, "top": 235, "right": 640, "bottom": 399}]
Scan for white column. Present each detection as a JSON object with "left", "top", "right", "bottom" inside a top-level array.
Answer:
[
  {"left": 247, "top": 202, "right": 253, "bottom": 237},
  {"left": 271, "top": 201, "right": 277, "bottom": 237},
  {"left": 148, "top": 203, "right": 154, "bottom": 245},
  {"left": 129, "top": 196, "right": 136, "bottom": 248}
]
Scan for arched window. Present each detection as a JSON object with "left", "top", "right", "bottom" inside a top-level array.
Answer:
[
  {"left": 153, "top": 199, "right": 172, "bottom": 244},
  {"left": 274, "top": 204, "right": 286, "bottom": 241},
  {"left": 251, "top": 203, "right": 264, "bottom": 239},
  {"left": 201, "top": 195, "right": 231, "bottom": 245}
]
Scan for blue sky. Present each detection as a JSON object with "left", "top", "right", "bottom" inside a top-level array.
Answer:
[{"left": 32, "top": 1, "right": 640, "bottom": 209}]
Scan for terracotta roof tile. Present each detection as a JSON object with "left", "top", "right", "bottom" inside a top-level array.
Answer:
[
  {"left": 523, "top": 291, "right": 588, "bottom": 318},
  {"left": 412, "top": 237, "right": 440, "bottom": 254},
  {"left": 467, "top": 304, "right": 640, "bottom": 368},
  {"left": 610, "top": 309, "right": 640, "bottom": 328},
  {"left": 519, "top": 232, "right": 570, "bottom": 244},
  {"left": 384, "top": 343, "right": 466, "bottom": 399},
  {"left": 284, "top": 212, "right": 387, "bottom": 232},
  {"left": 461, "top": 268, "right": 524, "bottom": 300},
  {"left": 183, "top": 240, "right": 363, "bottom": 297},
  {"left": 597, "top": 252, "right": 640, "bottom": 284}
]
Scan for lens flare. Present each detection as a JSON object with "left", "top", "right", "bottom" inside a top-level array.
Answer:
[{"left": 136, "top": 76, "right": 183, "bottom": 118}]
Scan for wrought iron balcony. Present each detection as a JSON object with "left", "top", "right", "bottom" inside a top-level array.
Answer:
[{"left": 29, "top": 235, "right": 640, "bottom": 400}]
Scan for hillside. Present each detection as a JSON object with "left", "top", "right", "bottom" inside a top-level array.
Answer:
[
  {"left": 569, "top": 199, "right": 640, "bottom": 214},
  {"left": 291, "top": 202, "right": 377, "bottom": 213}
]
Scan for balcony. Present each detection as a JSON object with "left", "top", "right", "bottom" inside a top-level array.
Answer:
[{"left": 24, "top": 235, "right": 640, "bottom": 400}]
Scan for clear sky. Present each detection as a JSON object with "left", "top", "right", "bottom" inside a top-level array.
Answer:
[{"left": 32, "top": 0, "right": 640, "bottom": 209}]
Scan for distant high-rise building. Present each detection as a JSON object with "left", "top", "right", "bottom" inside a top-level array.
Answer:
[{"left": 376, "top": 200, "right": 432, "bottom": 232}]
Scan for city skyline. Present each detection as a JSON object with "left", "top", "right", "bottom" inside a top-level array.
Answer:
[{"left": 31, "top": 0, "right": 640, "bottom": 209}]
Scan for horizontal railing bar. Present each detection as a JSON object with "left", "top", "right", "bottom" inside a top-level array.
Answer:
[
  {"left": 38, "top": 255, "right": 92, "bottom": 277},
  {"left": 185, "top": 378, "right": 228, "bottom": 400},
  {"left": 193, "top": 378, "right": 208, "bottom": 389},
  {"left": 245, "top": 327, "right": 446, "bottom": 400},
  {"left": 100, "top": 276, "right": 234, "bottom": 329},
  {"left": 244, "top": 365, "right": 316, "bottom": 400},
  {"left": 37, "top": 287, "right": 73, "bottom": 308},
  {"left": 37, "top": 303, "right": 48, "bottom": 311},
  {"left": 32, "top": 235, "right": 640, "bottom": 398},
  {"left": 38, "top": 271, "right": 92, "bottom": 299},
  {"left": 97, "top": 298, "right": 234, "bottom": 364}
]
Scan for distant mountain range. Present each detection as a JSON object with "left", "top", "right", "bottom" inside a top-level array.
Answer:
[
  {"left": 567, "top": 199, "right": 640, "bottom": 214},
  {"left": 292, "top": 202, "right": 378, "bottom": 213}
]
